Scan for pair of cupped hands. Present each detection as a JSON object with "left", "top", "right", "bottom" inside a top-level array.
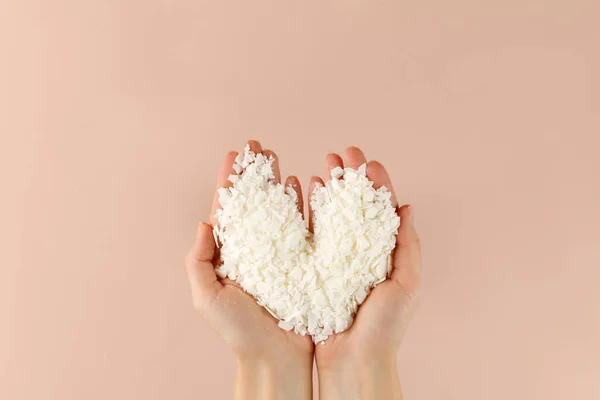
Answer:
[{"left": 184, "top": 140, "right": 422, "bottom": 400}]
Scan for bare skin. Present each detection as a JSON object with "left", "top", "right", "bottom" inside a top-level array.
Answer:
[
  {"left": 310, "top": 147, "right": 421, "bottom": 400},
  {"left": 184, "top": 141, "right": 421, "bottom": 400}
]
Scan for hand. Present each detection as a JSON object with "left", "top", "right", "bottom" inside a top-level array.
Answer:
[
  {"left": 184, "top": 141, "right": 314, "bottom": 400},
  {"left": 310, "top": 147, "right": 422, "bottom": 400}
]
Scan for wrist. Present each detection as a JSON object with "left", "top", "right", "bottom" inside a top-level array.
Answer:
[
  {"left": 317, "top": 352, "right": 402, "bottom": 400},
  {"left": 235, "top": 354, "right": 313, "bottom": 400}
]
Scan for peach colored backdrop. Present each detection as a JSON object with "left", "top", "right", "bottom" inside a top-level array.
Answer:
[{"left": 1, "top": 1, "right": 599, "bottom": 399}]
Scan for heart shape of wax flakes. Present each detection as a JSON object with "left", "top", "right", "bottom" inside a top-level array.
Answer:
[{"left": 213, "top": 146, "right": 399, "bottom": 343}]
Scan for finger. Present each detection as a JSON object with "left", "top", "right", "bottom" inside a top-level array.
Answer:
[
  {"left": 285, "top": 176, "right": 304, "bottom": 218},
  {"left": 263, "top": 150, "right": 281, "bottom": 184},
  {"left": 210, "top": 151, "right": 239, "bottom": 225},
  {"left": 185, "top": 222, "right": 222, "bottom": 310},
  {"left": 219, "top": 277, "right": 243, "bottom": 290},
  {"left": 246, "top": 139, "right": 263, "bottom": 154},
  {"left": 343, "top": 146, "right": 367, "bottom": 170},
  {"left": 390, "top": 205, "right": 421, "bottom": 294},
  {"left": 323, "top": 153, "right": 344, "bottom": 182},
  {"left": 308, "top": 176, "right": 324, "bottom": 233},
  {"left": 366, "top": 160, "right": 398, "bottom": 208}
]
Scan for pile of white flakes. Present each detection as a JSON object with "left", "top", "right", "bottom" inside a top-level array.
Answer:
[{"left": 213, "top": 146, "right": 400, "bottom": 343}]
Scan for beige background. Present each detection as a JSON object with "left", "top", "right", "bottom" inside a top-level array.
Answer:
[{"left": 1, "top": 1, "right": 599, "bottom": 399}]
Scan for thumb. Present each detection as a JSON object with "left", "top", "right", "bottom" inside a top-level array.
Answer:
[
  {"left": 184, "top": 222, "right": 221, "bottom": 311},
  {"left": 390, "top": 205, "right": 421, "bottom": 295}
]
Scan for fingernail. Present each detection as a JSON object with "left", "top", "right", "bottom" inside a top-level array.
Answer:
[
  {"left": 407, "top": 205, "right": 414, "bottom": 223},
  {"left": 196, "top": 221, "right": 205, "bottom": 236}
]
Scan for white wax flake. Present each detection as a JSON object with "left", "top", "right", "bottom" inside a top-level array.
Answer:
[
  {"left": 278, "top": 320, "right": 295, "bottom": 331},
  {"left": 214, "top": 146, "right": 399, "bottom": 343},
  {"left": 227, "top": 174, "right": 239, "bottom": 184},
  {"left": 330, "top": 166, "right": 344, "bottom": 179},
  {"left": 357, "top": 163, "right": 367, "bottom": 176},
  {"left": 212, "top": 226, "right": 220, "bottom": 248}
]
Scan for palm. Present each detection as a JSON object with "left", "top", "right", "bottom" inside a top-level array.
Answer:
[
  {"left": 205, "top": 280, "right": 314, "bottom": 359},
  {"left": 315, "top": 277, "right": 417, "bottom": 365}
]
